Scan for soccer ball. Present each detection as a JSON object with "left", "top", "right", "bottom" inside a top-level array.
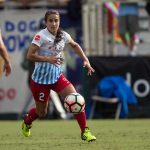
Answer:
[{"left": 64, "top": 93, "right": 85, "bottom": 113}]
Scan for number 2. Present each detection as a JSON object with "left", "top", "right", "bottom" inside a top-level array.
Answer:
[{"left": 39, "top": 92, "right": 44, "bottom": 101}]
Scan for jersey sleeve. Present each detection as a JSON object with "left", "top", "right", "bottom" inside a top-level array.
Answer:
[
  {"left": 32, "top": 32, "right": 44, "bottom": 47},
  {"left": 63, "top": 31, "right": 72, "bottom": 44}
]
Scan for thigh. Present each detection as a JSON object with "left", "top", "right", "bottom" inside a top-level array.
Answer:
[
  {"left": 118, "top": 16, "right": 127, "bottom": 35},
  {"left": 58, "top": 84, "right": 77, "bottom": 98},
  {"left": 30, "top": 79, "right": 51, "bottom": 102},
  {"left": 52, "top": 74, "right": 72, "bottom": 93}
]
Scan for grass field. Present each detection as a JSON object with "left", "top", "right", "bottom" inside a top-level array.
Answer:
[{"left": 0, "top": 119, "right": 150, "bottom": 150}]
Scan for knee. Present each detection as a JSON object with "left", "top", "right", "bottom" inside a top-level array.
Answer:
[{"left": 36, "top": 109, "right": 47, "bottom": 118}]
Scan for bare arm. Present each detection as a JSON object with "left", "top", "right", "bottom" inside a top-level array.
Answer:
[
  {"left": 0, "top": 33, "right": 11, "bottom": 76},
  {"left": 27, "top": 43, "right": 63, "bottom": 65},
  {"left": 69, "top": 38, "right": 95, "bottom": 76}
]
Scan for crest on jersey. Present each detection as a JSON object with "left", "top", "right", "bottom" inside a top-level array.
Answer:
[{"left": 34, "top": 35, "right": 41, "bottom": 41}]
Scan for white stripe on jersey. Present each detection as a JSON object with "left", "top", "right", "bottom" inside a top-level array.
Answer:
[{"left": 43, "top": 62, "right": 50, "bottom": 84}]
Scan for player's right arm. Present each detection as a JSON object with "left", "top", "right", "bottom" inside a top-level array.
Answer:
[
  {"left": 27, "top": 43, "right": 62, "bottom": 65},
  {"left": 27, "top": 43, "right": 48, "bottom": 62}
]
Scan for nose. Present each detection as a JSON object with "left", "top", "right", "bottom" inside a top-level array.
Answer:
[{"left": 52, "top": 21, "right": 56, "bottom": 25}]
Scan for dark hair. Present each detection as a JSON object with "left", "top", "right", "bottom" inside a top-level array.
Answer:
[
  {"left": 44, "top": 9, "right": 60, "bottom": 22},
  {"left": 39, "top": 18, "right": 46, "bottom": 30},
  {"left": 45, "top": 10, "right": 63, "bottom": 45}
]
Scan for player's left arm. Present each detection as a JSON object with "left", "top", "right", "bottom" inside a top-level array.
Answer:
[{"left": 69, "top": 38, "right": 95, "bottom": 76}]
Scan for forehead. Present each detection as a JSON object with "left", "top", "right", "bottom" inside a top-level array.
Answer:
[{"left": 47, "top": 14, "right": 60, "bottom": 20}]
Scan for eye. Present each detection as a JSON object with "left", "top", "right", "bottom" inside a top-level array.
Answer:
[
  {"left": 55, "top": 19, "right": 59, "bottom": 22},
  {"left": 49, "top": 19, "right": 53, "bottom": 22}
]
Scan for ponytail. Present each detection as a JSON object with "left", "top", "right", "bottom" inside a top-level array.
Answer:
[{"left": 54, "top": 28, "right": 63, "bottom": 45}]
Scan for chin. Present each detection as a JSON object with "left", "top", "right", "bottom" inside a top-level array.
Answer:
[{"left": 51, "top": 30, "right": 57, "bottom": 34}]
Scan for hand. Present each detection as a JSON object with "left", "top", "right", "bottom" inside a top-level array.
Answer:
[
  {"left": 83, "top": 60, "right": 95, "bottom": 76},
  {"left": 3, "top": 62, "right": 11, "bottom": 76},
  {"left": 46, "top": 56, "right": 64, "bottom": 66},
  {"left": 56, "top": 55, "right": 64, "bottom": 65}
]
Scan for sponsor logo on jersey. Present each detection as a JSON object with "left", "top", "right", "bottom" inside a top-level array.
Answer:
[{"left": 34, "top": 35, "right": 41, "bottom": 41}]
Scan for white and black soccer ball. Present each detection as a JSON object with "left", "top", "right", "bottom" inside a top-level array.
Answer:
[{"left": 64, "top": 93, "right": 85, "bottom": 113}]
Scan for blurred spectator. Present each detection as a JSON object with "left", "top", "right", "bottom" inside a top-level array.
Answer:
[
  {"left": 0, "top": 29, "right": 11, "bottom": 76},
  {"left": 145, "top": 2, "right": 150, "bottom": 16},
  {"left": 118, "top": 2, "right": 139, "bottom": 56}
]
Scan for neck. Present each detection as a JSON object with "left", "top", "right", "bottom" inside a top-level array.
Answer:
[
  {"left": 47, "top": 28, "right": 57, "bottom": 36},
  {"left": 51, "top": 31, "right": 57, "bottom": 36}
]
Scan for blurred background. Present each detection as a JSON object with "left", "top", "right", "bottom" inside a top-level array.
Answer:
[{"left": 0, "top": 0, "right": 150, "bottom": 120}]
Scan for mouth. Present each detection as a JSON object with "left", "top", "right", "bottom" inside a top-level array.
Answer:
[{"left": 51, "top": 27, "right": 57, "bottom": 30}]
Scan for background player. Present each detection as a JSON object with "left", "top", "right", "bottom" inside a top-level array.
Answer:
[{"left": 0, "top": 29, "right": 11, "bottom": 77}]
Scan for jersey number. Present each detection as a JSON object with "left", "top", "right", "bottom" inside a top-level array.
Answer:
[{"left": 39, "top": 92, "right": 45, "bottom": 101}]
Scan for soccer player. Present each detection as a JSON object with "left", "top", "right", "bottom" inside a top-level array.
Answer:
[
  {"left": 22, "top": 10, "right": 96, "bottom": 142},
  {"left": 0, "top": 29, "right": 11, "bottom": 76}
]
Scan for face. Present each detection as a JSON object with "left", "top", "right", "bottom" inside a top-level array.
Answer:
[{"left": 45, "top": 14, "right": 60, "bottom": 35}]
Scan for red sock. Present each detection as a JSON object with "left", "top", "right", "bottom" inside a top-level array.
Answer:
[
  {"left": 74, "top": 111, "right": 87, "bottom": 132},
  {"left": 24, "top": 107, "right": 38, "bottom": 125}
]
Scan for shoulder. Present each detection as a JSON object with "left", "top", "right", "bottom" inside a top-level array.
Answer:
[
  {"left": 33, "top": 29, "right": 47, "bottom": 41},
  {"left": 62, "top": 31, "right": 71, "bottom": 37},
  {"left": 62, "top": 31, "right": 72, "bottom": 40},
  {"left": 36, "top": 29, "right": 46, "bottom": 37},
  {"left": 32, "top": 29, "right": 47, "bottom": 46}
]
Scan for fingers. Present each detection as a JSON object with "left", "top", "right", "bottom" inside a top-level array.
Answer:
[
  {"left": 6, "top": 69, "right": 11, "bottom": 76},
  {"left": 5, "top": 71, "right": 9, "bottom": 77},
  {"left": 47, "top": 56, "right": 64, "bottom": 66},
  {"left": 88, "top": 68, "right": 95, "bottom": 76},
  {"left": 83, "top": 62, "right": 95, "bottom": 76},
  {"left": 3, "top": 66, "right": 11, "bottom": 76},
  {"left": 6, "top": 63, "right": 11, "bottom": 76},
  {"left": 55, "top": 57, "right": 64, "bottom": 66},
  {"left": 90, "top": 67, "right": 95, "bottom": 73},
  {"left": 58, "top": 58, "right": 64, "bottom": 64}
]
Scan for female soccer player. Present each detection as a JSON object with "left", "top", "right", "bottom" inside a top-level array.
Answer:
[
  {"left": 0, "top": 30, "right": 11, "bottom": 76},
  {"left": 22, "top": 10, "right": 96, "bottom": 142}
]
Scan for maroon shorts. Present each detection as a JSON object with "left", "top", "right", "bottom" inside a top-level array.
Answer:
[{"left": 30, "top": 74, "right": 71, "bottom": 102}]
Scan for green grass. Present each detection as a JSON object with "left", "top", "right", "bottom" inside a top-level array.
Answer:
[{"left": 0, "top": 119, "right": 150, "bottom": 150}]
